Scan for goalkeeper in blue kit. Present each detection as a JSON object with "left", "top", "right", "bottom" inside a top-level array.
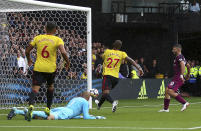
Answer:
[{"left": 7, "top": 92, "right": 106, "bottom": 120}]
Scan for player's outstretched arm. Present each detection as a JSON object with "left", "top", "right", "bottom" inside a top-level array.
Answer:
[
  {"left": 125, "top": 56, "right": 144, "bottom": 76},
  {"left": 58, "top": 45, "right": 70, "bottom": 71},
  {"left": 82, "top": 101, "right": 96, "bottom": 119},
  {"left": 25, "top": 44, "right": 34, "bottom": 66}
]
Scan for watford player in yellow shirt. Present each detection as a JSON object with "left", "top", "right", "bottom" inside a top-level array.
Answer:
[
  {"left": 96, "top": 40, "right": 143, "bottom": 112},
  {"left": 25, "top": 22, "right": 70, "bottom": 121}
]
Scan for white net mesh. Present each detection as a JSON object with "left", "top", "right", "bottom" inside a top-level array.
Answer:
[{"left": 0, "top": 0, "right": 90, "bottom": 109}]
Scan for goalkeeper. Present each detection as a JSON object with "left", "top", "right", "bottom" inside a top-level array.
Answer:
[{"left": 7, "top": 92, "right": 106, "bottom": 120}]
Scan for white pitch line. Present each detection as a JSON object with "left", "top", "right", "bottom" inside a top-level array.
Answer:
[
  {"left": 188, "top": 126, "right": 201, "bottom": 130},
  {"left": 0, "top": 125, "right": 201, "bottom": 130},
  {"left": 92, "top": 101, "right": 201, "bottom": 109}
]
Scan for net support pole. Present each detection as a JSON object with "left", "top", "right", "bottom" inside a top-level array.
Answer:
[{"left": 87, "top": 9, "right": 92, "bottom": 109}]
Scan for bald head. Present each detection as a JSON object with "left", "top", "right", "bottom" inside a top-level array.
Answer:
[{"left": 81, "top": 91, "right": 91, "bottom": 101}]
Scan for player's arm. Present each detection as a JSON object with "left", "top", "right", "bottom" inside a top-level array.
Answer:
[
  {"left": 180, "top": 61, "right": 186, "bottom": 82},
  {"left": 25, "top": 44, "right": 34, "bottom": 66},
  {"left": 125, "top": 56, "right": 144, "bottom": 76},
  {"left": 58, "top": 45, "right": 70, "bottom": 71},
  {"left": 82, "top": 102, "right": 96, "bottom": 120}
]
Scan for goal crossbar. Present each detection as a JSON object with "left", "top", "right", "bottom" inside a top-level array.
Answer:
[{"left": 0, "top": 0, "right": 91, "bottom": 12}]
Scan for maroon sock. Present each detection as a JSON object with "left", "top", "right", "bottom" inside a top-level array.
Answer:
[
  {"left": 164, "top": 98, "right": 170, "bottom": 110},
  {"left": 175, "top": 95, "right": 186, "bottom": 104}
]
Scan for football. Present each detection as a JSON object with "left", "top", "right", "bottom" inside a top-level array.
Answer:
[{"left": 89, "top": 89, "right": 99, "bottom": 98}]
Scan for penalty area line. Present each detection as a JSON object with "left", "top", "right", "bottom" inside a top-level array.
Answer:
[{"left": 0, "top": 125, "right": 201, "bottom": 130}]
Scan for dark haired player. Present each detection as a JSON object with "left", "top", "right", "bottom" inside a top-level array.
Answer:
[
  {"left": 25, "top": 22, "right": 70, "bottom": 121},
  {"left": 159, "top": 44, "right": 190, "bottom": 112},
  {"left": 96, "top": 40, "right": 144, "bottom": 112}
]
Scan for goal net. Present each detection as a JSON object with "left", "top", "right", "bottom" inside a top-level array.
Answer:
[{"left": 0, "top": 0, "right": 92, "bottom": 109}]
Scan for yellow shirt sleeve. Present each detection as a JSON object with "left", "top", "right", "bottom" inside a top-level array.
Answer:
[
  {"left": 57, "top": 38, "right": 64, "bottom": 47},
  {"left": 122, "top": 52, "right": 128, "bottom": 59},
  {"left": 30, "top": 36, "right": 37, "bottom": 47}
]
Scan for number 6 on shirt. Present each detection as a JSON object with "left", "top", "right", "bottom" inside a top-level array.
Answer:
[{"left": 41, "top": 46, "right": 50, "bottom": 58}]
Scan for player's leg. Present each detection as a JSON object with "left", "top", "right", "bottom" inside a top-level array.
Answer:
[
  {"left": 45, "top": 72, "right": 56, "bottom": 115},
  {"left": 159, "top": 87, "right": 170, "bottom": 112},
  {"left": 167, "top": 88, "right": 189, "bottom": 111},
  {"left": 7, "top": 107, "right": 17, "bottom": 120},
  {"left": 32, "top": 111, "right": 48, "bottom": 119},
  {"left": 111, "top": 77, "right": 119, "bottom": 112},
  {"left": 8, "top": 107, "right": 29, "bottom": 120},
  {"left": 27, "top": 71, "right": 44, "bottom": 121},
  {"left": 97, "top": 76, "right": 113, "bottom": 109},
  {"left": 47, "top": 114, "right": 55, "bottom": 120},
  {"left": 46, "top": 84, "right": 54, "bottom": 109},
  {"left": 167, "top": 80, "right": 189, "bottom": 111},
  {"left": 29, "top": 72, "right": 43, "bottom": 106},
  {"left": 47, "top": 109, "right": 67, "bottom": 120},
  {"left": 46, "top": 107, "right": 64, "bottom": 120},
  {"left": 27, "top": 85, "right": 40, "bottom": 121}
]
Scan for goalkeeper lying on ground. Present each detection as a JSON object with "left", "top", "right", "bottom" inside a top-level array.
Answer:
[{"left": 7, "top": 92, "right": 106, "bottom": 121}]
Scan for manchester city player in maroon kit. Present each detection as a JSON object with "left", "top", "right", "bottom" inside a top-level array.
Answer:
[{"left": 159, "top": 44, "right": 190, "bottom": 112}]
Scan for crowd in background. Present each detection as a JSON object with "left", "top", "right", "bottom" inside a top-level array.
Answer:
[
  {"left": 180, "top": 0, "right": 200, "bottom": 13},
  {"left": 0, "top": 12, "right": 90, "bottom": 80},
  {"left": 1, "top": 11, "right": 201, "bottom": 86}
]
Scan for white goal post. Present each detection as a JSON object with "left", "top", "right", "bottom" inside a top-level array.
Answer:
[{"left": 0, "top": 0, "right": 92, "bottom": 109}]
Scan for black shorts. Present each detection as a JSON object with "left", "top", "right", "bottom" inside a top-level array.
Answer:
[
  {"left": 102, "top": 75, "right": 119, "bottom": 91},
  {"left": 32, "top": 71, "right": 56, "bottom": 86}
]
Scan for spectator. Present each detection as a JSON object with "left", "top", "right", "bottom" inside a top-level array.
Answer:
[
  {"left": 9, "top": 49, "right": 18, "bottom": 76},
  {"left": 131, "top": 59, "right": 141, "bottom": 79},
  {"left": 139, "top": 57, "right": 149, "bottom": 77},
  {"left": 80, "top": 68, "right": 87, "bottom": 80},
  {"left": 148, "top": 59, "right": 160, "bottom": 78},
  {"left": 189, "top": 0, "right": 200, "bottom": 13},
  {"left": 17, "top": 50, "right": 26, "bottom": 75},
  {"left": 94, "top": 64, "right": 102, "bottom": 78},
  {"left": 119, "top": 59, "right": 129, "bottom": 78},
  {"left": 180, "top": 0, "right": 189, "bottom": 11},
  {"left": 92, "top": 48, "right": 97, "bottom": 67}
]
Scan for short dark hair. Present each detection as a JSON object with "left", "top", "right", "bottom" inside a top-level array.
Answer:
[
  {"left": 113, "top": 40, "right": 122, "bottom": 50},
  {"left": 173, "top": 44, "right": 182, "bottom": 50},
  {"left": 45, "top": 22, "right": 56, "bottom": 33}
]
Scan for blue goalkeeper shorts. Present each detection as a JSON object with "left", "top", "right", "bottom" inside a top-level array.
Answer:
[{"left": 50, "top": 107, "right": 74, "bottom": 120}]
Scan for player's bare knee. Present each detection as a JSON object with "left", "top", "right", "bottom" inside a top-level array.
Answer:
[
  {"left": 47, "top": 115, "right": 55, "bottom": 120},
  {"left": 103, "top": 90, "right": 109, "bottom": 94}
]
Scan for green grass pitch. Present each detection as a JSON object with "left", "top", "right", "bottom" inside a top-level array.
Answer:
[{"left": 0, "top": 97, "right": 201, "bottom": 131}]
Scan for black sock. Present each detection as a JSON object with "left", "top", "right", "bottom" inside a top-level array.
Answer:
[
  {"left": 98, "top": 94, "right": 106, "bottom": 107},
  {"left": 29, "top": 90, "right": 38, "bottom": 105},
  {"left": 47, "top": 88, "right": 54, "bottom": 109},
  {"left": 105, "top": 94, "right": 114, "bottom": 104}
]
